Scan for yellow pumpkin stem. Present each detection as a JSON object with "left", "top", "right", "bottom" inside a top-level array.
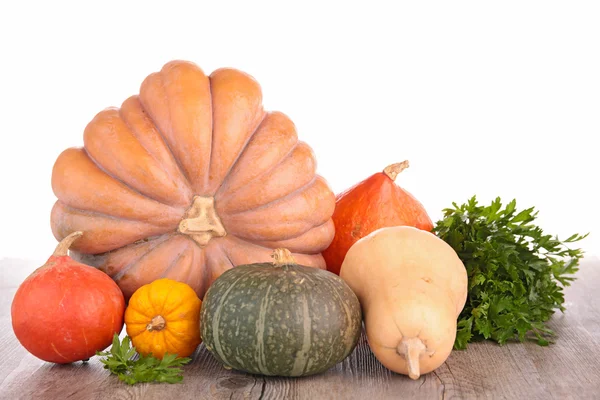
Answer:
[
  {"left": 53, "top": 231, "right": 84, "bottom": 257},
  {"left": 271, "top": 249, "right": 297, "bottom": 266},
  {"left": 383, "top": 160, "right": 409, "bottom": 181},
  {"left": 397, "top": 337, "right": 428, "bottom": 380},
  {"left": 147, "top": 315, "right": 166, "bottom": 332}
]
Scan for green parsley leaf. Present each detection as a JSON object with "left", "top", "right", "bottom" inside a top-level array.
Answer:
[
  {"left": 433, "top": 195, "right": 588, "bottom": 350},
  {"left": 96, "top": 334, "right": 191, "bottom": 385}
]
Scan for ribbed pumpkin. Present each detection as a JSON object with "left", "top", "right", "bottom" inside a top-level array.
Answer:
[
  {"left": 200, "top": 249, "right": 362, "bottom": 377},
  {"left": 124, "top": 278, "right": 202, "bottom": 360},
  {"left": 50, "top": 60, "right": 335, "bottom": 300}
]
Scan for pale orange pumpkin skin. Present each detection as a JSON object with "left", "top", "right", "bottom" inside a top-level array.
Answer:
[{"left": 50, "top": 60, "right": 335, "bottom": 300}]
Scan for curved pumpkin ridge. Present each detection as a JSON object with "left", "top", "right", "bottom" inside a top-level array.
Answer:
[
  {"left": 71, "top": 234, "right": 173, "bottom": 279},
  {"left": 160, "top": 280, "right": 201, "bottom": 322},
  {"left": 228, "top": 219, "right": 314, "bottom": 243},
  {"left": 185, "top": 244, "right": 208, "bottom": 300},
  {"left": 51, "top": 202, "right": 173, "bottom": 255},
  {"left": 161, "top": 245, "right": 196, "bottom": 288},
  {"left": 128, "top": 330, "right": 156, "bottom": 357},
  {"left": 255, "top": 219, "right": 335, "bottom": 254},
  {"left": 213, "top": 235, "right": 327, "bottom": 270},
  {"left": 139, "top": 60, "right": 213, "bottom": 194},
  {"left": 206, "top": 68, "right": 266, "bottom": 195},
  {"left": 145, "top": 328, "right": 168, "bottom": 358},
  {"left": 164, "top": 319, "right": 199, "bottom": 342},
  {"left": 164, "top": 328, "right": 200, "bottom": 354},
  {"left": 145, "top": 277, "right": 181, "bottom": 317},
  {"left": 72, "top": 233, "right": 209, "bottom": 300},
  {"left": 203, "top": 240, "right": 236, "bottom": 286},
  {"left": 215, "top": 111, "right": 298, "bottom": 200},
  {"left": 216, "top": 142, "right": 317, "bottom": 215},
  {"left": 83, "top": 108, "right": 192, "bottom": 209},
  {"left": 162, "top": 329, "right": 188, "bottom": 355},
  {"left": 52, "top": 147, "right": 184, "bottom": 225},
  {"left": 116, "top": 236, "right": 198, "bottom": 301},
  {"left": 119, "top": 96, "right": 194, "bottom": 207},
  {"left": 122, "top": 307, "right": 152, "bottom": 328},
  {"left": 222, "top": 176, "right": 335, "bottom": 242}
]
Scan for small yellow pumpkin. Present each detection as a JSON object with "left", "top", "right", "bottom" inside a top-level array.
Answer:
[{"left": 124, "top": 278, "right": 202, "bottom": 359}]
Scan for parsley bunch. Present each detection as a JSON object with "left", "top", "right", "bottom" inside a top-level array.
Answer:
[
  {"left": 434, "top": 196, "right": 588, "bottom": 350},
  {"left": 96, "top": 334, "right": 191, "bottom": 385}
]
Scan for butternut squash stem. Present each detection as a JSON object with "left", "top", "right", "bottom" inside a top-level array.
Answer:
[
  {"left": 397, "top": 337, "right": 427, "bottom": 380},
  {"left": 53, "top": 231, "right": 84, "bottom": 257},
  {"left": 383, "top": 160, "right": 409, "bottom": 181},
  {"left": 271, "top": 248, "right": 297, "bottom": 266}
]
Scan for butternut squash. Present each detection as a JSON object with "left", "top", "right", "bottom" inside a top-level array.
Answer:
[{"left": 339, "top": 226, "right": 467, "bottom": 379}]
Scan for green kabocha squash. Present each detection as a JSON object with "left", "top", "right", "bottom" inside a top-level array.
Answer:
[{"left": 200, "top": 248, "right": 362, "bottom": 377}]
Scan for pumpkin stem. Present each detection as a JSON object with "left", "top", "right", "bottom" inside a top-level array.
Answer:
[
  {"left": 383, "top": 160, "right": 409, "bottom": 181},
  {"left": 178, "top": 196, "right": 227, "bottom": 247},
  {"left": 53, "top": 231, "right": 84, "bottom": 257},
  {"left": 397, "top": 337, "right": 428, "bottom": 380},
  {"left": 147, "top": 315, "right": 166, "bottom": 332},
  {"left": 271, "top": 248, "right": 297, "bottom": 266}
]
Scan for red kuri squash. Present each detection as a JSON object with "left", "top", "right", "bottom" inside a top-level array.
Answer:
[
  {"left": 11, "top": 232, "right": 125, "bottom": 363},
  {"left": 322, "top": 161, "right": 433, "bottom": 275}
]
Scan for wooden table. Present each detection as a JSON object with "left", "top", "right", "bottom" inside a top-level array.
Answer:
[{"left": 1, "top": 257, "right": 599, "bottom": 400}]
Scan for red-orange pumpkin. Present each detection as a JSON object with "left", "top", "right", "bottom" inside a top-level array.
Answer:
[
  {"left": 322, "top": 161, "right": 433, "bottom": 275},
  {"left": 11, "top": 232, "right": 125, "bottom": 363},
  {"left": 51, "top": 60, "right": 335, "bottom": 300}
]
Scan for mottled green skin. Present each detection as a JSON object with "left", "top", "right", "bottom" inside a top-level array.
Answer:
[{"left": 200, "top": 262, "right": 362, "bottom": 377}]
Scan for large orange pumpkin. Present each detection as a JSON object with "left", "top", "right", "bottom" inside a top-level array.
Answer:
[{"left": 50, "top": 60, "right": 335, "bottom": 300}]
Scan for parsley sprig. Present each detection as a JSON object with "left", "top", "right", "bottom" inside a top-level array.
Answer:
[
  {"left": 434, "top": 196, "right": 588, "bottom": 350},
  {"left": 96, "top": 334, "right": 191, "bottom": 385}
]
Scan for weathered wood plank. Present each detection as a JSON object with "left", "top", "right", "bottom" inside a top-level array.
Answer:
[
  {"left": 0, "top": 257, "right": 598, "bottom": 399},
  {"left": 524, "top": 257, "right": 600, "bottom": 399},
  {"left": 256, "top": 334, "right": 443, "bottom": 400},
  {"left": 138, "top": 344, "right": 264, "bottom": 400},
  {"left": 433, "top": 257, "right": 600, "bottom": 400}
]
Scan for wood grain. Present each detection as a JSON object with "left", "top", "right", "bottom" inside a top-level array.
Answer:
[{"left": 1, "top": 257, "right": 599, "bottom": 399}]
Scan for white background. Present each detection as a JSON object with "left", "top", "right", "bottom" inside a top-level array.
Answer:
[{"left": 1, "top": 1, "right": 599, "bottom": 278}]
